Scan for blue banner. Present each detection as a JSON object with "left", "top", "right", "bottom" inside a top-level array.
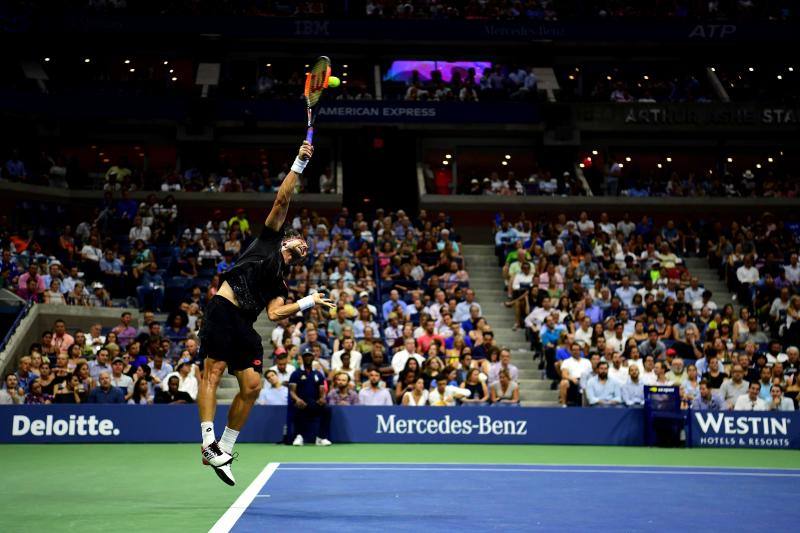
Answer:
[
  {"left": 689, "top": 411, "right": 800, "bottom": 449},
  {"left": 4, "top": 405, "right": 798, "bottom": 448},
  {"left": 0, "top": 404, "right": 286, "bottom": 444}
]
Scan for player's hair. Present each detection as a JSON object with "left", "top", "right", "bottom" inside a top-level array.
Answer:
[{"left": 282, "top": 228, "right": 304, "bottom": 242}]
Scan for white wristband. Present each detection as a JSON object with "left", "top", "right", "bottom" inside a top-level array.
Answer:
[
  {"left": 298, "top": 295, "right": 315, "bottom": 311},
  {"left": 291, "top": 156, "right": 308, "bottom": 174}
]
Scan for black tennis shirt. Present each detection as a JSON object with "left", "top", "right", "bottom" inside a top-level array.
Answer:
[{"left": 221, "top": 224, "right": 289, "bottom": 321}]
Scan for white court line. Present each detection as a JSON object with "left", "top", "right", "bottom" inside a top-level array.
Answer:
[
  {"left": 277, "top": 466, "right": 800, "bottom": 478},
  {"left": 209, "top": 462, "right": 280, "bottom": 533},
  {"left": 280, "top": 461, "right": 800, "bottom": 472}
]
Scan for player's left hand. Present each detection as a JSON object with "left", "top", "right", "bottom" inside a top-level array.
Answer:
[
  {"left": 313, "top": 292, "right": 336, "bottom": 311},
  {"left": 298, "top": 141, "right": 314, "bottom": 161}
]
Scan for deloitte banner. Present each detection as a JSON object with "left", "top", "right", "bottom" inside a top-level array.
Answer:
[
  {"left": 0, "top": 405, "right": 286, "bottom": 444},
  {"left": 690, "top": 411, "right": 800, "bottom": 449}
]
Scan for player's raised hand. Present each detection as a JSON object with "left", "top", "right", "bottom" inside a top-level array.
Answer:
[
  {"left": 313, "top": 292, "right": 336, "bottom": 311},
  {"left": 298, "top": 141, "right": 314, "bottom": 161}
]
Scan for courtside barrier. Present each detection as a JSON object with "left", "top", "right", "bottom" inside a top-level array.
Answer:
[{"left": 1, "top": 405, "right": 798, "bottom": 448}]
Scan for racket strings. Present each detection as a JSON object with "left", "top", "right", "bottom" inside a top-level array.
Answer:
[{"left": 304, "top": 58, "right": 331, "bottom": 107}]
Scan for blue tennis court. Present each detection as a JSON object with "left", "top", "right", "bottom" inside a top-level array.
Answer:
[{"left": 213, "top": 463, "right": 800, "bottom": 532}]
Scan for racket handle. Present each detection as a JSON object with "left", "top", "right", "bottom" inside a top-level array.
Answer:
[{"left": 305, "top": 127, "right": 314, "bottom": 144}]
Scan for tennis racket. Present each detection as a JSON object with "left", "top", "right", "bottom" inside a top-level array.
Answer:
[{"left": 304, "top": 56, "right": 331, "bottom": 144}]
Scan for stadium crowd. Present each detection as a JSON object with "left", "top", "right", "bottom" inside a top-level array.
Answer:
[
  {"left": 493, "top": 210, "right": 799, "bottom": 410},
  {"left": 390, "top": 65, "right": 539, "bottom": 102},
  {"left": 1, "top": 197, "right": 522, "bottom": 411}
]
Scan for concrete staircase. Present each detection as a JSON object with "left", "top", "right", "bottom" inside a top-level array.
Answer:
[
  {"left": 461, "top": 244, "right": 558, "bottom": 406},
  {"left": 682, "top": 257, "right": 736, "bottom": 311}
]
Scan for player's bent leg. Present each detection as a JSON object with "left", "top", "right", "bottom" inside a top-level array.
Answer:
[
  {"left": 227, "top": 367, "right": 263, "bottom": 432},
  {"left": 197, "top": 357, "right": 235, "bottom": 485}
]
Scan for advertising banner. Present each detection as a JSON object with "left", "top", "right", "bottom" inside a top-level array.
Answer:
[{"left": 690, "top": 411, "right": 800, "bottom": 449}]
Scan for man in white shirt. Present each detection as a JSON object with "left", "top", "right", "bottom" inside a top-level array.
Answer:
[
  {"left": 110, "top": 357, "right": 134, "bottom": 400},
  {"left": 684, "top": 278, "right": 704, "bottom": 304},
  {"left": 616, "top": 214, "right": 636, "bottom": 238},
  {"left": 128, "top": 215, "right": 152, "bottom": 243},
  {"left": 640, "top": 355, "right": 657, "bottom": 386},
  {"left": 80, "top": 236, "right": 103, "bottom": 265},
  {"left": 331, "top": 337, "right": 362, "bottom": 371},
  {"left": 736, "top": 255, "right": 759, "bottom": 302},
  {"left": 733, "top": 381, "right": 768, "bottom": 411},
  {"left": 164, "top": 361, "right": 199, "bottom": 401},
  {"left": 607, "top": 352, "right": 629, "bottom": 385},
  {"left": 574, "top": 316, "right": 593, "bottom": 350},
  {"left": 559, "top": 343, "right": 593, "bottom": 406},
  {"left": 784, "top": 253, "right": 800, "bottom": 285},
  {"left": 391, "top": 338, "right": 424, "bottom": 378},
  {"left": 524, "top": 297, "right": 553, "bottom": 332},
  {"left": 269, "top": 353, "right": 296, "bottom": 385},
  {"left": 429, "top": 375, "right": 471, "bottom": 406},
  {"left": 357, "top": 368, "right": 393, "bottom": 406}
]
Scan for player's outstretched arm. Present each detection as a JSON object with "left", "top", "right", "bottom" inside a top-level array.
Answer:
[
  {"left": 265, "top": 141, "right": 314, "bottom": 231},
  {"left": 266, "top": 292, "right": 335, "bottom": 322}
]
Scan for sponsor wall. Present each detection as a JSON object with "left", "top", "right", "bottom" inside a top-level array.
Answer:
[{"left": 2, "top": 405, "right": 798, "bottom": 448}]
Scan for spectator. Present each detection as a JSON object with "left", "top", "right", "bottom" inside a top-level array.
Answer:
[
  {"left": 391, "top": 338, "right": 424, "bottom": 378},
  {"left": 586, "top": 361, "right": 622, "bottom": 406},
  {"left": 702, "top": 357, "right": 728, "bottom": 390},
  {"left": 490, "top": 369, "right": 520, "bottom": 405},
  {"left": 326, "top": 372, "right": 359, "bottom": 405},
  {"left": 767, "top": 384, "right": 795, "bottom": 412},
  {"left": 621, "top": 365, "right": 645, "bottom": 407},
  {"left": 163, "top": 362, "right": 198, "bottom": 401},
  {"left": 488, "top": 349, "right": 519, "bottom": 385},
  {"left": 401, "top": 376, "right": 429, "bottom": 406},
  {"left": 2, "top": 373, "right": 24, "bottom": 404},
  {"left": 128, "top": 378, "right": 154, "bottom": 405},
  {"left": 733, "top": 382, "right": 769, "bottom": 411},
  {"left": 429, "top": 374, "right": 471, "bottom": 406},
  {"left": 111, "top": 312, "right": 137, "bottom": 349},
  {"left": 460, "top": 368, "right": 489, "bottom": 405},
  {"left": 691, "top": 380, "right": 726, "bottom": 411},
  {"left": 109, "top": 357, "right": 134, "bottom": 400},
  {"left": 15, "top": 355, "right": 38, "bottom": 393},
  {"left": 256, "top": 370, "right": 288, "bottom": 405},
  {"left": 88, "top": 348, "right": 111, "bottom": 380},
  {"left": 155, "top": 376, "right": 194, "bottom": 404},
  {"left": 137, "top": 263, "right": 165, "bottom": 312},
  {"left": 638, "top": 328, "right": 666, "bottom": 359},
  {"left": 358, "top": 368, "right": 393, "bottom": 406},
  {"left": 24, "top": 379, "right": 52, "bottom": 404},
  {"left": 88, "top": 372, "right": 126, "bottom": 404},
  {"left": 559, "top": 343, "right": 592, "bottom": 406},
  {"left": 51, "top": 319, "right": 74, "bottom": 356},
  {"left": 289, "top": 351, "right": 331, "bottom": 446},
  {"left": 269, "top": 352, "right": 296, "bottom": 385},
  {"left": 52, "top": 373, "right": 87, "bottom": 404},
  {"left": 148, "top": 351, "right": 173, "bottom": 390},
  {"left": 720, "top": 364, "right": 749, "bottom": 409}
]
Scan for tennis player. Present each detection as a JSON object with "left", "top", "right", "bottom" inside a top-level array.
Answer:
[{"left": 198, "top": 140, "right": 335, "bottom": 486}]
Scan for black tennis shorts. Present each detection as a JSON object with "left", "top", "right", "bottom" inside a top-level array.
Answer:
[{"left": 199, "top": 295, "right": 264, "bottom": 375}]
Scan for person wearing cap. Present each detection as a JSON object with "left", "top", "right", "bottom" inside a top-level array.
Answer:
[
  {"left": 89, "top": 282, "right": 111, "bottom": 307},
  {"left": 109, "top": 357, "right": 134, "bottom": 400},
  {"left": 289, "top": 350, "right": 331, "bottom": 446},
  {"left": 356, "top": 291, "right": 377, "bottom": 317},
  {"left": 467, "top": 178, "right": 481, "bottom": 195}
]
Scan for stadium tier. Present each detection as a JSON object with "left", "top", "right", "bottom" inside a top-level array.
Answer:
[{"left": 1, "top": 4, "right": 799, "bottom": 532}]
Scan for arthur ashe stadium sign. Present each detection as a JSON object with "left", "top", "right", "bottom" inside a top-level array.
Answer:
[{"left": 1, "top": 405, "right": 798, "bottom": 448}]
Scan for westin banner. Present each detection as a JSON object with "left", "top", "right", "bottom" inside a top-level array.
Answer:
[{"left": 690, "top": 411, "right": 800, "bottom": 449}]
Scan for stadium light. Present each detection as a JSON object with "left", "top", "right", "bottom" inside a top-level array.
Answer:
[
  {"left": 44, "top": 57, "right": 50, "bottom": 62},
  {"left": 710, "top": 67, "right": 716, "bottom": 72},
  {"left": 657, "top": 163, "right": 662, "bottom": 169},
  {"left": 442, "top": 160, "right": 449, "bottom": 165},
  {"left": 169, "top": 69, "right": 174, "bottom": 73},
  {"left": 124, "top": 59, "right": 131, "bottom": 64},
  {"left": 777, "top": 75, "right": 783, "bottom": 80},
  {"left": 343, "top": 72, "right": 348, "bottom": 77},
  {"left": 129, "top": 68, "right": 135, "bottom": 73},
  {"left": 618, "top": 163, "right": 624, "bottom": 168},
  {"left": 343, "top": 64, "right": 349, "bottom": 68},
  {"left": 84, "top": 58, "right": 91, "bottom": 63},
  {"left": 592, "top": 150, "right": 598, "bottom": 155},
  {"left": 768, "top": 157, "right": 774, "bottom": 163},
  {"left": 266, "top": 63, "right": 271, "bottom": 67},
  {"left": 501, "top": 161, "right": 508, "bottom": 166},
  {"left": 756, "top": 164, "right": 762, "bottom": 169},
  {"left": 748, "top": 67, "right": 754, "bottom": 72},
  {"left": 505, "top": 154, "right": 511, "bottom": 160},
  {"left": 643, "top": 75, "right": 649, "bottom": 80},
  {"left": 625, "top": 156, "right": 631, "bottom": 162},
  {"left": 574, "top": 67, "right": 580, "bottom": 72},
  {"left": 666, "top": 157, "right": 672, "bottom": 162},
  {"left": 789, "top": 67, "right": 794, "bottom": 72},
  {"left": 445, "top": 154, "right": 452, "bottom": 159},
  {"left": 304, "top": 64, "right": 309, "bottom": 68},
  {"left": 727, "top": 157, "right": 733, "bottom": 162},
  {"left": 163, "top": 61, "right": 169, "bottom": 65},
  {"left": 171, "top": 77, "right": 178, "bottom": 81},
  {"left": 579, "top": 163, "right": 585, "bottom": 168},
  {"left": 606, "top": 75, "right": 612, "bottom": 80},
  {"left": 568, "top": 75, "right": 575, "bottom": 80}
]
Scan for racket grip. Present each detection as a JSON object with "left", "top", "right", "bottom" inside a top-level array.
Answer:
[{"left": 305, "top": 127, "right": 314, "bottom": 144}]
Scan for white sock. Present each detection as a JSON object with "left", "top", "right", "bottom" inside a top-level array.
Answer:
[
  {"left": 220, "top": 426, "right": 240, "bottom": 454},
  {"left": 201, "top": 421, "right": 216, "bottom": 447}
]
